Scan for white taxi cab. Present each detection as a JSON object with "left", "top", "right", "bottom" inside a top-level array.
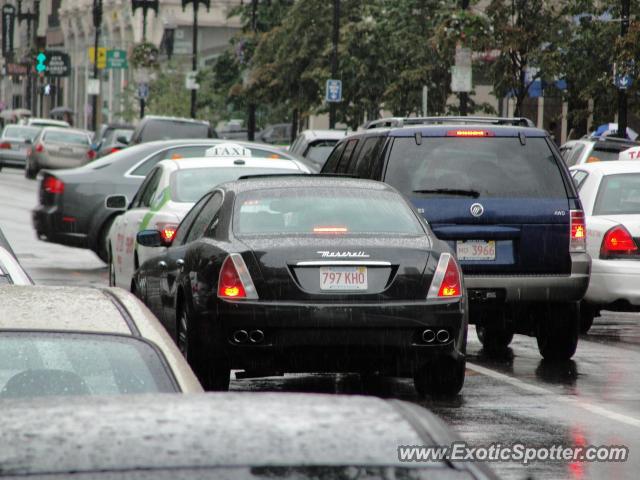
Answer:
[{"left": 106, "top": 144, "right": 310, "bottom": 290}]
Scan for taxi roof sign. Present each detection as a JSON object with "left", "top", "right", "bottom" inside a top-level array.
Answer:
[
  {"left": 206, "top": 143, "right": 252, "bottom": 158},
  {"left": 619, "top": 146, "right": 640, "bottom": 161}
]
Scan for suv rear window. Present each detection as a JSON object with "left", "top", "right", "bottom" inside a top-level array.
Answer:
[
  {"left": 141, "top": 121, "right": 209, "bottom": 142},
  {"left": 385, "top": 137, "right": 567, "bottom": 198},
  {"left": 594, "top": 174, "right": 640, "bottom": 215}
]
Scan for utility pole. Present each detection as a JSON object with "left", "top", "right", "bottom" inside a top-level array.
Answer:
[
  {"left": 247, "top": 0, "right": 258, "bottom": 141},
  {"left": 132, "top": 1, "right": 159, "bottom": 119},
  {"left": 329, "top": 0, "right": 340, "bottom": 129},
  {"left": 617, "top": 0, "right": 630, "bottom": 138},
  {"left": 17, "top": 0, "right": 39, "bottom": 115},
  {"left": 459, "top": 0, "right": 469, "bottom": 116},
  {"left": 182, "top": 0, "right": 210, "bottom": 119},
  {"left": 91, "top": 0, "right": 102, "bottom": 132}
]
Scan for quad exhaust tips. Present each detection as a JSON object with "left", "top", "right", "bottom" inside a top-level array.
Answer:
[
  {"left": 421, "top": 329, "right": 451, "bottom": 344},
  {"left": 231, "top": 329, "right": 265, "bottom": 344}
]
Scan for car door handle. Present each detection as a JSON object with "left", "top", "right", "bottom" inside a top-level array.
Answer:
[
  {"left": 176, "top": 259, "right": 185, "bottom": 270},
  {"left": 158, "top": 261, "right": 168, "bottom": 269}
]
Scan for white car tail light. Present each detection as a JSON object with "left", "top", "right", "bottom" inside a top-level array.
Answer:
[
  {"left": 427, "top": 253, "right": 463, "bottom": 300},
  {"left": 570, "top": 210, "right": 586, "bottom": 252},
  {"left": 600, "top": 225, "right": 638, "bottom": 259},
  {"left": 217, "top": 253, "right": 258, "bottom": 300}
]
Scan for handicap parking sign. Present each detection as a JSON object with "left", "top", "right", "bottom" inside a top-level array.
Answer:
[{"left": 326, "top": 79, "right": 342, "bottom": 103}]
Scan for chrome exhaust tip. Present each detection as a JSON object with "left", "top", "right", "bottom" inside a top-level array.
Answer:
[
  {"left": 422, "top": 329, "right": 436, "bottom": 343},
  {"left": 232, "top": 330, "right": 249, "bottom": 344},
  {"left": 436, "top": 329, "right": 450, "bottom": 343},
  {"left": 249, "top": 329, "right": 265, "bottom": 344}
]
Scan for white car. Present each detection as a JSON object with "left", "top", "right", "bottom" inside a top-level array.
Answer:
[
  {"left": 570, "top": 161, "right": 640, "bottom": 332},
  {"left": 106, "top": 154, "right": 309, "bottom": 290}
]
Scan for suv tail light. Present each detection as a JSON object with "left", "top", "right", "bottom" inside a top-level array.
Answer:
[
  {"left": 217, "top": 253, "right": 258, "bottom": 300},
  {"left": 156, "top": 222, "right": 178, "bottom": 246},
  {"left": 427, "top": 253, "right": 463, "bottom": 300},
  {"left": 43, "top": 176, "right": 64, "bottom": 194},
  {"left": 35, "top": 143, "right": 44, "bottom": 153},
  {"left": 570, "top": 210, "right": 586, "bottom": 252},
  {"left": 600, "top": 225, "right": 638, "bottom": 259}
]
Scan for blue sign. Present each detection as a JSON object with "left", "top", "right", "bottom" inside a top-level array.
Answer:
[
  {"left": 614, "top": 74, "right": 633, "bottom": 90},
  {"left": 137, "top": 83, "right": 149, "bottom": 100},
  {"left": 326, "top": 79, "right": 342, "bottom": 103}
]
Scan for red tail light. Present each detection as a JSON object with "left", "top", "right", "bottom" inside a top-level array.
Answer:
[
  {"left": 600, "top": 225, "right": 638, "bottom": 259},
  {"left": 43, "top": 176, "right": 64, "bottom": 194},
  {"left": 446, "top": 130, "right": 495, "bottom": 137},
  {"left": 570, "top": 210, "right": 586, "bottom": 252},
  {"left": 217, "top": 254, "right": 258, "bottom": 300},
  {"left": 156, "top": 222, "right": 178, "bottom": 246},
  {"left": 0, "top": 142, "right": 11, "bottom": 149},
  {"left": 109, "top": 147, "right": 121, "bottom": 154},
  {"left": 427, "top": 253, "right": 463, "bottom": 300},
  {"left": 35, "top": 143, "right": 44, "bottom": 153},
  {"left": 87, "top": 149, "right": 96, "bottom": 160}
]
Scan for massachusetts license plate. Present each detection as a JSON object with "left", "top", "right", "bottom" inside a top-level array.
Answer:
[
  {"left": 319, "top": 266, "right": 368, "bottom": 290},
  {"left": 456, "top": 240, "right": 496, "bottom": 260}
]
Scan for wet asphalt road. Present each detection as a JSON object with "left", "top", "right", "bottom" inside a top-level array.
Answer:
[{"left": 1, "top": 168, "right": 638, "bottom": 480}]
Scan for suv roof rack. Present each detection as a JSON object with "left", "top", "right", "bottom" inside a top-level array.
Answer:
[
  {"left": 236, "top": 173, "right": 358, "bottom": 180},
  {"left": 365, "top": 116, "right": 536, "bottom": 129}
]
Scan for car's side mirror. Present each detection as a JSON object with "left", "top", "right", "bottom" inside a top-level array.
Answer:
[
  {"left": 116, "top": 135, "right": 129, "bottom": 145},
  {"left": 105, "top": 194, "right": 128, "bottom": 210},
  {"left": 137, "top": 230, "right": 163, "bottom": 248}
]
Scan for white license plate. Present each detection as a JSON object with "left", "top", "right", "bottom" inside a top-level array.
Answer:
[
  {"left": 319, "top": 266, "right": 368, "bottom": 290},
  {"left": 456, "top": 240, "right": 496, "bottom": 260}
]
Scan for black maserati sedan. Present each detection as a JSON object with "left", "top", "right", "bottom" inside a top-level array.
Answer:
[{"left": 134, "top": 176, "right": 468, "bottom": 395}]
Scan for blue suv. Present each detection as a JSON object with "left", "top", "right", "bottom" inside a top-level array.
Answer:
[{"left": 322, "top": 117, "right": 590, "bottom": 360}]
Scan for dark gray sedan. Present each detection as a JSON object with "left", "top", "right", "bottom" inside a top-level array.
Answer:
[
  {"left": 32, "top": 139, "right": 305, "bottom": 262},
  {"left": 0, "top": 393, "right": 498, "bottom": 479},
  {"left": 0, "top": 125, "right": 41, "bottom": 170}
]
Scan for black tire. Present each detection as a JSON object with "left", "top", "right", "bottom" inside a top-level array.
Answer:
[
  {"left": 536, "top": 303, "right": 579, "bottom": 361},
  {"left": 476, "top": 323, "right": 514, "bottom": 353},
  {"left": 96, "top": 217, "right": 115, "bottom": 263},
  {"left": 108, "top": 245, "right": 116, "bottom": 287},
  {"left": 579, "top": 301, "right": 595, "bottom": 334},
  {"left": 413, "top": 358, "right": 465, "bottom": 397},
  {"left": 177, "top": 302, "right": 230, "bottom": 391}
]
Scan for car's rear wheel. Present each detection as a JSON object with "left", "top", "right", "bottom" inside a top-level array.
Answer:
[
  {"left": 474, "top": 308, "right": 513, "bottom": 353},
  {"left": 96, "top": 217, "right": 115, "bottom": 263},
  {"left": 177, "top": 302, "right": 230, "bottom": 391},
  {"left": 413, "top": 358, "right": 465, "bottom": 397},
  {"left": 579, "top": 301, "right": 596, "bottom": 334},
  {"left": 536, "top": 303, "right": 579, "bottom": 360}
]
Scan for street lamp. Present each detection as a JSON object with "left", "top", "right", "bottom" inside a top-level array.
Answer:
[
  {"left": 182, "top": 0, "right": 210, "bottom": 119},
  {"left": 17, "top": 0, "right": 40, "bottom": 113}
]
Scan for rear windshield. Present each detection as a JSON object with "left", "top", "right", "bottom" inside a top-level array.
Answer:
[
  {"left": 593, "top": 173, "right": 640, "bottom": 215},
  {"left": 234, "top": 187, "right": 423, "bottom": 235},
  {"left": 171, "top": 167, "right": 302, "bottom": 202},
  {"left": 589, "top": 146, "right": 631, "bottom": 162},
  {"left": 0, "top": 332, "right": 177, "bottom": 398},
  {"left": 3, "top": 126, "right": 40, "bottom": 140},
  {"left": 141, "top": 121, "right": 209, "bottom": 142},
  {"left": 385, "top": 137, "right": 567, "bottom": 198},
  {"left": 44, "top": 131, "right": 89, "bottom": 146}
]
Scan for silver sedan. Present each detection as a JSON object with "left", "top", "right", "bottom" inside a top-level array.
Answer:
[{"left": 25, "top": 127, "right": 93, "bottom": 179}]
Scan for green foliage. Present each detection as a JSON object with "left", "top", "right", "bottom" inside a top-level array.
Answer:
[{"left": 146, "top": 62, "right": 191, "bottom": 118}]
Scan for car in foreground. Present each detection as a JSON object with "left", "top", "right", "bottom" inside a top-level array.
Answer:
[
  {"left": 135, "top": 176, "right": 467, "bottom": 395},
  {"left": 127, "top": 116, "right": 215, "bottom": 145},
  {"left": 560, "top": 136, "right": 638, "bottom": 166},
  {"left": 107, "top": 154, "right": 310, "bottom": 291},
  {"left": 0, "top": 393, "right": 498, "bottom": 479},
  {"left": 32, "top": 140, "right": 299, "bottom": 262},
  {"left": 323, "top": 116, "right": 590, "bottom": 360},
  {"left": 0, "top": 285, "right": 202, "bottom": 397},
  {"left": 0, "top": 125, "right": 41, "bottom": 170},
  {"left": 570, "top": 161, "right": 640, "bottom": 332},
  {"left": 289, "top": 129, "right": 348, "bottom": 171},
  {"left": 0, "top": 247, "right": 33, "bottom": 285},
  {"left": 25, "top": 127, "right": 93, "bottom": 179}
]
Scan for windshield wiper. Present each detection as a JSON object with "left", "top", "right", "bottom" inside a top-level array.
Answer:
[{"left": 412, "top": 188, "right": 480, "bottom": 198}]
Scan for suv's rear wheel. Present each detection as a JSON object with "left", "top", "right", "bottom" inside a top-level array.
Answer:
[
  {"left": 474, "top": 308, "right": 513, "bottom": 353},
  {"left": 536, "top": 303, "right": 579, "bottom": 360},
  {"left": 413, "top": 358, "right": 465, "bottom": 397},
  {"left": 579, "top": 301, "right": 596, "bottom": 334}
]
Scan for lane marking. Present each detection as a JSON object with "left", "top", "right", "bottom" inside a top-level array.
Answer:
[{"left": 467, "top": 362, "right": 640, "bottom": 429}]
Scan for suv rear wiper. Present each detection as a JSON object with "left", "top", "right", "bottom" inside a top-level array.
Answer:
[{"left": 412, "top": 188, "right": 480, "bottom": 198}]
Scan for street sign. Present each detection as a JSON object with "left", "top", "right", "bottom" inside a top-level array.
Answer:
[
  {"left": 106, "top": 49, "right": 128, "bottom": 69},
  {"left": 137, "top": 83, "right": 149, "bottom": 100},
  {"left": 46, "top": 51, "right": 71, "bottom": 77},
  {"left": 88, "top": 47, "right": 107, "bottom": 69},
  {"left": 2, "top": 4, "right": 16, "bottom": 57},
  {"left": 185, "top": 71, "right": 199, "bottom": 90},
  {"left": 614, "top": 74, "right": 633, "bottom": 90},
  {"left": 326, "top": 79, "right": 342, "bottom": 103},
  {"left": 87, "top": 78, "right": 100, "bottom": 96},
  {"left": 451, "top": 66, "right": 472, "bottom": 93}
]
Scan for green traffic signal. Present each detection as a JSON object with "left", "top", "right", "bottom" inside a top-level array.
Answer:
[{"left": 36, "top": 52, "right": 47, "bottom": 73}]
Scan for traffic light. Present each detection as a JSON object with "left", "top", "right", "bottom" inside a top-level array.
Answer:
[
  {"left": 36, "top": 52, "right": 47, "bottom": 73},
  {"left": 40, "top": 84, "right": 56, "bottom": 96}
]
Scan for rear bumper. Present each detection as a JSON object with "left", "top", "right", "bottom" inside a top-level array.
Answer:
[
  {"left": 584, "top": 258, "right": 640, "bottom": 307},
  {"left": 32, "top": 204, "right": 88, "bottom": 248},
  {"left": 465, "top": 252, "right": 590, "bottom": 303},
  {"left": 207, "top": 299, "right": 467, "bottom": 375},
  {"left": 35, "top": 155, "right": 87, "bottom": 170}
]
